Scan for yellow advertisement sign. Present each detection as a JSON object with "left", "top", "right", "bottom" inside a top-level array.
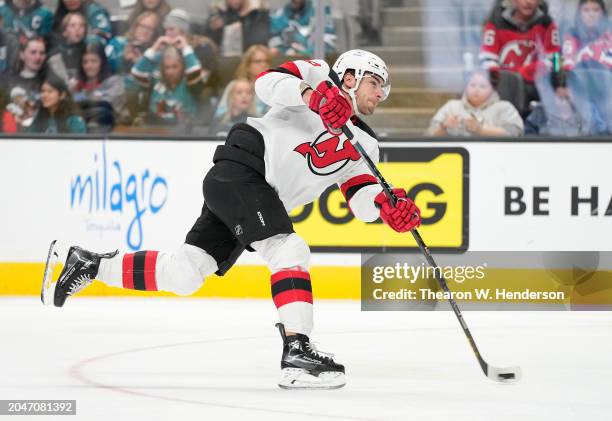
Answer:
[{"left": 289, "top": 147, "right": 469, "bottom": 252}]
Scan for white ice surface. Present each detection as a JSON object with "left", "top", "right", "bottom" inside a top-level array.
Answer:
[{"left": 1, "top": 297, "right": 611, "bottom": 421}]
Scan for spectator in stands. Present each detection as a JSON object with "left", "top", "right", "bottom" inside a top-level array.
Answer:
[
  {"left": 561, "top": 0, "right": 611, "bottom": 131},
  {"left": 0, "top": 18, "right": 19, "bottom": 75},
  {"left": 162, "top": 9, "right": 218, "bottom": 87},
  {"left": 0, "top": 91, "right": 17, "bottom": 133},
  {"left": 204, "top": 0, "right": 270, "bottom": 56},
  {"left": 106, "top": 11, "right": 160, "bottom": 74},
  {"left": 28, "top": 72, "right": 86, "bottom": 133},
  {"left": 130, "top": 36, "right": 206, "bottom": 126},
  {"left": 479, "top": 0, "right": 562, "bottom": 116},
  {"left": 0, "top": 3, "right": 10, "bottom": 31},
  {"left": 563, "top": 0, "right": 611, "bottom": 70},
  {"left": 2, "top": 36, "right": 46, "bottom": 129},
  {"left": 0, "top": 0, "right": 53, "bottom": 38},
  {"left": 229, "top": 43, "right": 270, "bottom": 114},
  {"left": 427, "top": 70, "right": 524, "bottom": 136},
  {"left": 53, "top": 0, "right": 112, "bottom": 44},
  {"left": 72, "top": 41, "right": 126, "bottom": 131},
  {"left": 209, "top": 78, "right": 258, "bottom": 135},
  {"left": 269, "top": 0, "right": 336, "bottom": 57},
  {"left": 236, "top": 44, "right": 270, "bottom": 81},
  {"left": 47, "top": 12, "right": 87, "bottom": 88},
  {"left": 525, "top": 85, "right": 606, "bottom": 135},
  {"left": 126, "top": 0, "right": 171, "bottom": 29}
]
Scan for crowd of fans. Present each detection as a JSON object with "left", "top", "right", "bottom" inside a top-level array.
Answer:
[
  {"left": 0, "top": 0, "right": 337, "bottom": 135},
  {"left": 428, "top": 0, "right": 612, "bottom": 137},
  {"left": 0, "top": 0, "right": 609, "bottom": 137}
]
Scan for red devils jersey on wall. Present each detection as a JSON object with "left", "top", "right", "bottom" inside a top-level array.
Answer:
[
  {"left": 479, "top": 9, "right": 561, "bottom": 82},
  {"left": 249, "top": 59, "right": 383, "bottom": 223}
]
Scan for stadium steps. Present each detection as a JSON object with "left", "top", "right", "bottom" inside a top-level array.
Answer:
[
  {"left": 366, "top": 45, "right": 478, "bottom": 67},
  {"left": 356, "top": 0, "right": 484, "bottom": 135},
  {"left": 382, "top": 6, "right": 484, "bottom": 28},
  {"left": 381, "top": 25, "right": 482, "bottom": 48},
  {"left": 387, "top": 65, "right": 466, "bottom": 90}
]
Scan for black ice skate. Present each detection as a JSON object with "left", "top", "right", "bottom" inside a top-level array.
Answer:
[
  {"left": 41, "top": 240, "right": 117, "bottom": 307},
  {"left": 276, "top": 323, "right": 346, "bottom": 389}
]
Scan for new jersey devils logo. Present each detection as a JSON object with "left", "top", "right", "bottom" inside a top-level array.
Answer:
[
  {"left": 294, "top": 131, "right": 360, "bottom": 176},
  {"left": 499, "top": 40, "right": 536, "bottom": 68}
]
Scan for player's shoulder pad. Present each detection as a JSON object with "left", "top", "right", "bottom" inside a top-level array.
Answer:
[
  {"left": 293, "top": 59, "right": 330, "bottom": 77},
  {"left": 296, "top": 58, "right": 329, "bottom": 69},
  {"left": 263, "top": 59, "right": 330, "bottom": 82}
]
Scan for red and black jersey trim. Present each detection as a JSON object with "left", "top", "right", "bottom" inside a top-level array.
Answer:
[
  {"left": 340, "top": 174, "right": 378, "bottom": 202},
  {"left": 350, "top": 115, "right": 379, "bottom": 140},
  {"left": 270, "top": 270, "right": 313, "bottom": 308},
  {"left": 257, "top": 61, "right": 303, "bottom": 80},
  {"left": 256, "top": 60, "right": 344, "bottom": 89},
  {"left": 122, "top": 251, "right": 158, "bottom": 291}
]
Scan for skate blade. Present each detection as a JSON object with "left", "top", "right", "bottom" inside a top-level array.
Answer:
[
  {"left": 41, "top": 240, "right": 62, "bottom": 306},
  {"left": 278, "top": 368, "right": 346, "bottom": 390}
]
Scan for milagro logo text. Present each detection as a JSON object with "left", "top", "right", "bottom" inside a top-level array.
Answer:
[{"left": 69, "top": 142, "right": 168, "bottom": 250}]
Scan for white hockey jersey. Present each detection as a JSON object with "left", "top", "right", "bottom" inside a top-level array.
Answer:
[{"left": 248, "top": 59, "right": 383, "bottom": 223}]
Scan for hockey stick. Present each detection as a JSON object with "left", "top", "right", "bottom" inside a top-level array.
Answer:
[{"left": 342, "top": 125, "right": 521, "bottom": 383}]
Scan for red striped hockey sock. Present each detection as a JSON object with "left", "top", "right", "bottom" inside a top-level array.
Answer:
[
  {"left": 122, "top": 251, "right": 159, "bottom": 291},
  {"left": 271, "top": 268, "right": 313, "bottom": 308}
]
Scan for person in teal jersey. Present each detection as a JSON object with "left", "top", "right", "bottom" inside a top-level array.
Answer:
[
  {"left": 28, "top": 72, "right": 86, "bottom": 133},
  {"left": 105, "top": 11, "right": 160, "bottom": 75},
  {"left": 0, "top": 16, "right": 19, "bottom": 75},
  {"left": 0, "top": 0, "right": 53, "bottom": 38},
  {"left": 53, "top": 0, "right": 111, "bottom": 44},
  {"left": 129, "top": 35, "right": 206, "bottom": 126},
  {"left": 0, "top": 2, "right": 13, "bottom": 32},
  {"left": 269, "top": 0, "right": 336, "bottom": 57}
]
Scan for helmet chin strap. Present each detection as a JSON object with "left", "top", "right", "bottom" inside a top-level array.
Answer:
[{"left": 342, "top": 78, "right": 363, "bottom": 117}]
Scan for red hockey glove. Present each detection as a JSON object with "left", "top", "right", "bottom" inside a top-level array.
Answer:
[
  {"left": 374, "top": 188, "right": 421, "bottom": 233},
  {"left": 308, "top": 81, "right": 352, "bottom": 134}
]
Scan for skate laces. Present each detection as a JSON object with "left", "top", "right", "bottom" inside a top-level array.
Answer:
[
  {"left": 306, "top": 341, "right": 335, "bottom": 362},
  {"left": 67, "top": 274, "right": 93, "bottom": 296}
]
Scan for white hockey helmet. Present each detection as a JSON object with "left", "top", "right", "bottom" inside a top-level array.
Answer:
[{"left": 332, "top": 49, "right": 390, "bottom": 102}]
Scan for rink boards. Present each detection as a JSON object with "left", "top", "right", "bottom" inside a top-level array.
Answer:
[{"left": 0, "top": 138, "right": 610, "bottom": 298}]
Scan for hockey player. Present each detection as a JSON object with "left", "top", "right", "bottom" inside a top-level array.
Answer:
[{"left": 41, "top": 49, "right": 422, "bottom": 389}]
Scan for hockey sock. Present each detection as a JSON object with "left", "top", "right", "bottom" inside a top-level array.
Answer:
[
  {"left": 96, "top": 250, "right": 159, "bottom": 291},
  {"left": 122, "top": 251, "right": 159, "bottom": 291},
  {"left": 271, "top": 268, "right": 314, "bottom": 336},
  {"left": 97, "top": 244, "right": 218, "bottom": 295}
]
